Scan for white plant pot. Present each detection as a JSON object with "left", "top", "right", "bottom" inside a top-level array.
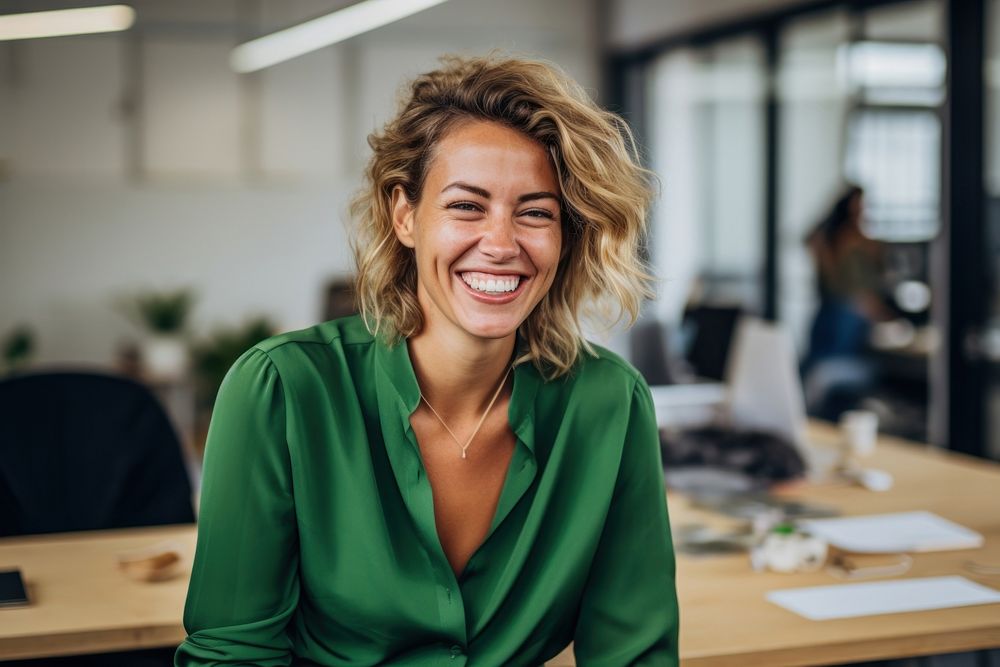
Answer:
[{"left": 142, "top": 335, "right": 189, "bottom": 381}]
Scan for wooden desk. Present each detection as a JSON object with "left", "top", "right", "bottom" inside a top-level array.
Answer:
[
  {"left": 0, "top": 523, "right": 197, "bottom": 660},
  {"left": 2, "top": 424, "right": 998, "bottom": 663},
  {"left": 554, "top": 422, "right": 1000, "bottom": 665},
  {"left": 675, "top": 423, "right": 1000, "bottom": 665}
]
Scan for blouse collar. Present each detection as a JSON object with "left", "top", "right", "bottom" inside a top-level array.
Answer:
[{"left": 373, "top": 332, "right": 541, "bottom": 453}]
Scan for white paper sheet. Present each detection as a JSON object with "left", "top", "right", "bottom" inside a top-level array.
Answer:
[
  {"left": 766, "top": 575, "right": 1000, "bottom": 621},
  {"left": 799, "top": 511, "right": 984, "bottom": 553}
]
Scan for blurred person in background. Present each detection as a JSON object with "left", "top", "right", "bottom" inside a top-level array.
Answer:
[
  {"left": 175, "top": 54, "right": 679, "bottom": 666},
  {"left": 801, "top": 185, "right": 893, "bottom": 420}
]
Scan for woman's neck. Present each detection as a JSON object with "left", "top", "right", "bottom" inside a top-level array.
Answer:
[{"left": 407, "top": 324, "right": 515, "bottom": 419}]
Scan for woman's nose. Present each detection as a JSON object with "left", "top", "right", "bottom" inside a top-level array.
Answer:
[{"left": 478, "top": 215, "right": 520, "bottom": 261}]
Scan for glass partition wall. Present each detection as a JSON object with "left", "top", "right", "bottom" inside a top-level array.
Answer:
[
  {"left": 645, "top": 38, "right": 767, "bottom": 327},
  {"left": 777, "top": 1, "right": 944, "bottom": 440},
  {"left": 776, "top": 9, "right": 853, "bottom": 357},
  {"left": 631, "top": 0, "right": 998, "bottom": 457}
]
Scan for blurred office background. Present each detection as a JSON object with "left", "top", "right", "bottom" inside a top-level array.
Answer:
[{"left": 1, "top": 0, "right": 998, "bottom": 473}]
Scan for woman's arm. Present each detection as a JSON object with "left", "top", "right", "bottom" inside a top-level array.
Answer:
[
  {"left": 573, "top": 377, "right": 680, "bottom": 666},
  {"left": 175, "top": 348, "right": 300, "bottom": 666}
]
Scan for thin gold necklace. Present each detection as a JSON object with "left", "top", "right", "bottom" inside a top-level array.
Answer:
[{"left": 418, "top": 364, "right": 513, "bottom": 459}]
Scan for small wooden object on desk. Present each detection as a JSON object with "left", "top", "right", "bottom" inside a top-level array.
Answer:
[{"left": 117, "top": 540, "right": 185, "bottom": 583}]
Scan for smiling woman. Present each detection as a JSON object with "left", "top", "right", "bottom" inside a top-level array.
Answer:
[{"left": 176, "top": 54, "right": 679, "bottom": 667}]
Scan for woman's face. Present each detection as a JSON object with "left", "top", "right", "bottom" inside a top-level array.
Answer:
[{"left": 392, "top": 120, "right": 563, "bottom": 344}]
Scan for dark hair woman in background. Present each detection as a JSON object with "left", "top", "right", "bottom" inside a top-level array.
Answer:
[{"left": 801, "top": 185, "right": 892, "bottom": 420}]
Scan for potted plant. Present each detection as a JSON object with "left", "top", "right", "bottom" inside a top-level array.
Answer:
[
  {"left": 191, "top": 316, "right": 275, "bottom": 402},
  {"left": 191, "top": 317, "right": 277, "bottom": 454},
  {"left": 2, "top": 325, "right": 35, "bottom": 374},
  {"left": 121, "top": 289, "right": 196, "bottom": 381}
]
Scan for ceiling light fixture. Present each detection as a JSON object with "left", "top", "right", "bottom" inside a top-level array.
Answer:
[
  {"left": 230, "top": 0, "right": 450, "bottom": 73},
  {"left": 0, "top": 5, "right": 135, "bottom": 41}
]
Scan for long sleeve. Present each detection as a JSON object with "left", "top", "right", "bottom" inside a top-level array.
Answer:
[
  {"left": 175, "top": 348, "right": 300, "bottom": 666},
  {"left": 573, "top": 377, "right": 680, "bottom": 666}
]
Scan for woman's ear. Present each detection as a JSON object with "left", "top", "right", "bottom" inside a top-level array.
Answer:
[{"left": 391, "top": 185, "right": 416, "bottom": 249}]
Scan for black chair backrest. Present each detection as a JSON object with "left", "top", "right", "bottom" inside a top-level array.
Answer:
[
  {"left": 0, "top": 371, "right": 195, "bottom": 537},
  {"left": 630, "top": 319, "right": 678, "bottom": 386},
  {"left": 682, "top": 305, "right": 743, "bottom": 382}
]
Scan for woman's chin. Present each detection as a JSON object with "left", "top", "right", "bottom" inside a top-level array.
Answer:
[{"left": 454, "top": 314, "right": 523, "bottom": 342}]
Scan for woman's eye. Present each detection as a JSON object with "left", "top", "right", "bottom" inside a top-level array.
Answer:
[
  {"left": 448, "top": 202, "right": 482, "bottom": 213},
  {"left": 520, "top": 209, "right": 555, "bottom": 220}
]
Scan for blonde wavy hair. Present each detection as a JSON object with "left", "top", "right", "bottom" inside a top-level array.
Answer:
[{"left": 351, "top": 54, "right": 655, "bottom": 379}]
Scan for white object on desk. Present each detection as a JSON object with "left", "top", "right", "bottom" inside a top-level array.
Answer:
[
  {"left": 753, "top": 532, "right": 828, "bottom": 573},
  {"left": 766, "top": 575, "right": 1000, "bottom": 621},
  {"left": 648, "top": 382, "right": 726, "bottom": 428},
  {"left": 840, "top": 409, "right": 879, "bottom": 457},
  {"left": 843, "top": 466, "right": 894, "bottom": 492},
  {"left": 800, "top": 511, "right": 984, "bottom": 553}
]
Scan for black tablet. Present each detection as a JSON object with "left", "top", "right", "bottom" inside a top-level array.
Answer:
[{"left": 0, "top": 569, "right": 29, "bottom": 607}]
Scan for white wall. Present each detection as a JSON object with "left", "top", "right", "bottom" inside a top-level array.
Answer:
[{"left": 0, "top": 0, "right": 599, "bottom": 366}]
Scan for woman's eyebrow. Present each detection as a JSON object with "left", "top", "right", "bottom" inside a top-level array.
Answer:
[
  {"left": 441, "top": 181, "right": 490, "bottom": 198},
  {"left": 441, "top": 181, "right": 559, "bottom": 204},
  {"left": 517, "top": 191, "right": 559, "bottom": 204}
]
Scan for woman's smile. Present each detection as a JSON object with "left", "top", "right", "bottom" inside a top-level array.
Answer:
[{"left": 456, "top": 271, "right": 530, "bottom": 303}]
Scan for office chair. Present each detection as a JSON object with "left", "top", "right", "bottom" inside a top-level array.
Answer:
[
  {"left": 0, "top": 370, "right": 196, "bottom": 537},
  {"left": 0, "top": 370, "right": 195, "bottom": 666},
  {"left": 629, "top": 318, "right": 680, "bottom": 385},
  {"left": 681, "top": 304, "right": 743, "bottom": 381}
]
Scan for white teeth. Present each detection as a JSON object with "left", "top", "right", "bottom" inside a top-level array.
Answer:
[{"left": 461, "top": 273, "right": 520, "bottom": 294}]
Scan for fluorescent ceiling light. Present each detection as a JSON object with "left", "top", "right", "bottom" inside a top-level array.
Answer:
[
  {"left": 0, "top": 5, "right": 135, "bottom": 41},
  {"left": 231, "top": 0, "right": 450, "bottom": 73}
]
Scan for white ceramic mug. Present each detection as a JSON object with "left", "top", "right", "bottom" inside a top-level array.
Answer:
[{"left": 840, "top": 409, "right": 879, "bottom": 458}]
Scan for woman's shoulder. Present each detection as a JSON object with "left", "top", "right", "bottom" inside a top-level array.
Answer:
[
  {"left": 540, "top": 341, "right": 648, "bottom": 409},
  {"left": 247, "top": 314, "right": 370, "bottom": 362},
  {"left": 237, "top": 314, "right": 375, "bottom": 382},
  {"left": 534, "top": 342, "right": 655, "bottom": 442},
  {"left": 574, "top": 341, "right": 645, "bottom": 387},
  {"left": 255, "top": 314, "right": 373, "bottom": 354}
]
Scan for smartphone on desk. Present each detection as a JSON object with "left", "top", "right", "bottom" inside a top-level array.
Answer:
[{"left": 0, "top": 569, "right": 30, "bottom": 607}]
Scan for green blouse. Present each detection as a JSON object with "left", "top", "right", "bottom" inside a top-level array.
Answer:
[{"left": 175, "top": 315, "right": 679, "bottom": 667}]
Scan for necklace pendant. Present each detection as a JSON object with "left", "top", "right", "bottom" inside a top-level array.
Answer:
[{"left": 418, "top": 363, "right": 512, "bottom": 462}]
